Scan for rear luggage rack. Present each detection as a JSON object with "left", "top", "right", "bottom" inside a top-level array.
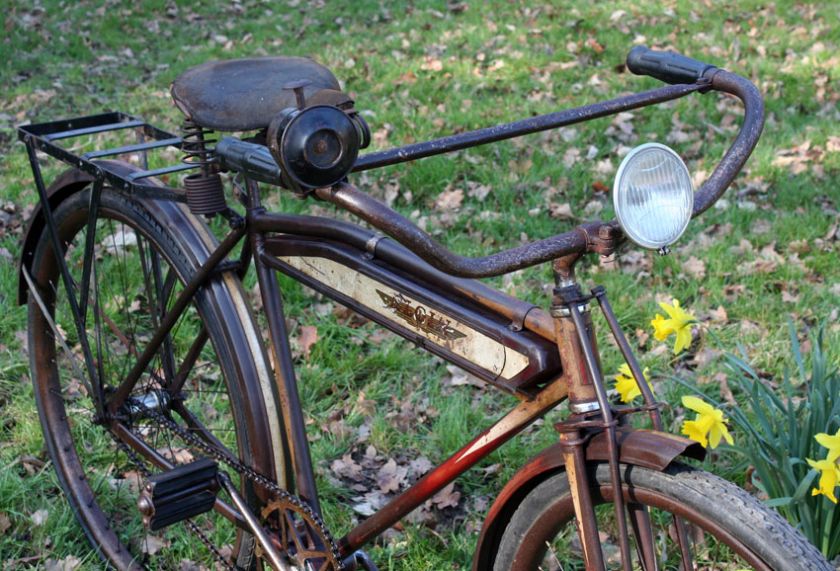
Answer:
[{"left": 18, "top": 111, "right": 194, "bottom": 197}]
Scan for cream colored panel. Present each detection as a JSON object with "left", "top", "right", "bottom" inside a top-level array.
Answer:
[{"left": 279, "top": 256, "right": 530, "bottom": 380}]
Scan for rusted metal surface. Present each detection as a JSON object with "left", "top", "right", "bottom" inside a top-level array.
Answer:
[
  {"left": 18, "top": 167, "right": 95, "bottom": 304},
  {"left": 250, "top": 210, "right": 557, "bottom": 341},
  {"left": 559, "top": 430, "right": 606, "bottom": 570},
  {"left": 339, "top": 375, "right": 568, "bottom": 556},
  {"left": 247, "top": 179, "right": 321, "bottom": 513},
  {"left": 170, "top": 57, "right": 341, "bottom": 131},
  {"left": 315, "top": 184, "right": 625, "bottom": 278},
  {"left": 565, "top": 301, "right": 633, "bottom": 571},
  {"left": 690, "top": 70, "right": 765, "bottom": 216},
  {"left": 471, "top": 428, "right": 705, "bottom": 570},
  {"left": 593, "top": 286, "right": 662, "bottom": 430},
  {"left": 352, "top": 82, "right": 706, "bottom": 172},
  {"left": 106, "top": 223, "right": 247, "bottom": 415},
  {"left": 260, "top": 234, "right": 561, "bottom": 395}
]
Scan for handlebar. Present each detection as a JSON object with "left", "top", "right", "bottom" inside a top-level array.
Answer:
[
  {"left": 626, "top": 45, "right": 717, "bottom": 85},
  {"left": 216, "top": 47, "right": 764, "bottom": 278}
]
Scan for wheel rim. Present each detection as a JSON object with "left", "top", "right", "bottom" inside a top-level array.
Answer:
[
  {"left": 509, "top": 471, "right": 772, "bottom": 571},
  {"left": 29, "top": 195, "right": 261, "bottom": 569}
]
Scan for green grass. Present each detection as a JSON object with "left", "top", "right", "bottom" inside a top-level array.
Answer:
[{"left": 1, "top": 0, "right": 839, "bottom": 569}]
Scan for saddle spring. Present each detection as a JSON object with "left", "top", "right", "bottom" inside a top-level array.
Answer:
[{"left": 181, "top": 118, "right": 226, "bottom": 216}]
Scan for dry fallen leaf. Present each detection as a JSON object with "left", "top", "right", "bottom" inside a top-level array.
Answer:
[
  {"left": 140, "top": 534, "right": 170, "bottom": 556},
  {"left": 376, "top": 458, "right": 408, "bottom": 494},
  {"left": 445, "top": 365, "right": 485, "bottom": 388},
  {"left": 0, "top": 512, "right": 11, "bottom": 534},
  {"left": 331, "top": 453, "right": 364, "bottom": 482},
  {"left": 682, "top": 256, "right": 706, "bottom": 279},
  {"left": 30, "top": 509, "right": 49, "bottom": 526},
  {"left": 45, "top": 557, "right": 82, "bottom": 571},
  {"left": 548, "top": 202, "right": 574, "bottom": 219},
  {"left": 431, "top": 482, "right": 461, "bottom": 509},
  {"left": 708, "top": 305, "right": 728, "bottom": 324},
  {"left": 178, "top": 560, "right": 202, "bottom": 571},
  {"left": 298, "top": 325, "right": 319, "bottom": 360},
  {"left": 434, "top": 187, "right": 464, "bottom": 211},
  {"left": 715, "top": 372, "right": 737, "bottom": 406}
]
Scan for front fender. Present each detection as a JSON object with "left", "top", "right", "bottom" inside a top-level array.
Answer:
[{"left": 472, "top": 429, "right": 705, "bottom": 571}]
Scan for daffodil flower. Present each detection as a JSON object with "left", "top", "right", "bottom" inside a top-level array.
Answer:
[
  {"left": 814, "top": 428, "right": 840, "bottom": 463},
  {"left": 806, "top": 458, "right": 839, "bottom": 504},
  {"left": 614, "top": 363, "right": 652, "bottom": 404},
  {"left": 651, "top": 298, "right": 696, "bottom": 354},
  {"left": 680, "top": 395, "right": 734, "bottom": 449}
]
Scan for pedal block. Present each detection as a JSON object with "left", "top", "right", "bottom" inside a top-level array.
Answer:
[{"left": 137, "top": 458, "right": 220, "bottom": 530}]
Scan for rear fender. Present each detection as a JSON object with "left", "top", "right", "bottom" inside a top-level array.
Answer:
[
  {"left": 17, "top": 160, "right": 170, "bottom": 305},
  {"left": 472, "top": 429, "right": 705, "bottom": 571}
]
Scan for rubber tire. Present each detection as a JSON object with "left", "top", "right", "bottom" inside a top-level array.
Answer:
[
  {"left": 492, "top": 462, "right": 831, "bottom": 571},
  {"left": 27, "top": 188, "right": 287, "bottom": 569}
]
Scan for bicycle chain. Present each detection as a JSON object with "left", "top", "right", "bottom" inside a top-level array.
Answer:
[{"left": 117, "top": 405, "right": 344, "bottom": 570}]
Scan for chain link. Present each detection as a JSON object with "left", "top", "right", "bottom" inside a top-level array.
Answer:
[{"left": 115, "top": 404, "right": 344, "bottom": 570}]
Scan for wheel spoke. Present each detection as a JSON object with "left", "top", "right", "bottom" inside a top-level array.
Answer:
[
  {"left": 628, "top": 502, "right": 659, "bottom": 571},
  {"left": 28, "top": 190, "right": 281, "bottom": 568}
]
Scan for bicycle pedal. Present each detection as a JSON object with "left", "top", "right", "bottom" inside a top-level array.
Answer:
[{"left": 137, "top": 458, "right": 220, "bottom": 530}]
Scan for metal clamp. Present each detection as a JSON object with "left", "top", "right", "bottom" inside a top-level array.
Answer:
[{"left": 569, "top": 400, "right": 601, "bottom": 414}]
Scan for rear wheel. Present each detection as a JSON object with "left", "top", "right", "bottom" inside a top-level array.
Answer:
[
  {"left": 492, "top": 462, "right": 831, "bottom": 571},
  {"left": 27, "top": 187, "right": 287, "bottom": 569}
]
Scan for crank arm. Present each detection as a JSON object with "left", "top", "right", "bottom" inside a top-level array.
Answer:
[{"left": 218, "top": 472, "right": 292, "bottom": 571}]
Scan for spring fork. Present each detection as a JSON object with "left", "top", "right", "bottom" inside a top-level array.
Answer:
[
  {"left": 567, "top": 302, "right": 634, "bottom": 571},
  {"left": 594, "top": 286, "right": 693, "bottom": 571}
]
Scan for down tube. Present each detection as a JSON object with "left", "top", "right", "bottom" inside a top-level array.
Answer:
[{"left": 338, "top": 376, "right": 568, "bottom": 556}]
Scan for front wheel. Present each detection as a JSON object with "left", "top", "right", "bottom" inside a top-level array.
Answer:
[{"left": 492, "top": 462, "right": 831, "bottom": 571}]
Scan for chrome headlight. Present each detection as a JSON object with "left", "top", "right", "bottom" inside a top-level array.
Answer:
[{"left": 613, "top": 143, "right": 693, "bottom": 250}]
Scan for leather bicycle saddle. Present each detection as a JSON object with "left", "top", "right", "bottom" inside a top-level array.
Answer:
[{"left": 171, "top": 57, "right": 342, "bottom": 132}]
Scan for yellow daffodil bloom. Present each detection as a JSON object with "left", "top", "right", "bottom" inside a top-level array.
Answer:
[
  {"left": 614, "top": 363, "right": 652, "bottom": 404},
  {"left": 806, "top": 458, "right": 839, "bottom": 504},
  {"left": 651, "top": 298, "right": 696, "bottom": 354},
  {"left": 680, "top": 395, "right": 734, "bottom": 449},
  {"left": 814, "top": 428, "right": 840, "bottom": 463}
]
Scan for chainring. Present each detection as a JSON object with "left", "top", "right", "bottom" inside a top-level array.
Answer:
[{"left": 260, "top": 498, "right": 343, "bottom": 571}]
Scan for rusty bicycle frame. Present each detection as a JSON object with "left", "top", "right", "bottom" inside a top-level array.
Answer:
[{"left": 18, "top": 52, "right": 764, "bottom": 570}]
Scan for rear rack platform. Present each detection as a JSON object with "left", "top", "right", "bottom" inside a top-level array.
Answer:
[{"left": 18, "top": 111, "right": 195, "bottom": 197}]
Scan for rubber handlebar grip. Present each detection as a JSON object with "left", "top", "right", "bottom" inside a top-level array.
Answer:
[
  {"left": 215, "top": 137, "right": 282, "bottom": 185},
  {"left": 626, "top": 45, "right": 717, "bottom": 85}
]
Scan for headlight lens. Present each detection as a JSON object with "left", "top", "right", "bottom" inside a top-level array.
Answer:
[{"left": 613, "top": 143, "right": 693, "bottom": 250}]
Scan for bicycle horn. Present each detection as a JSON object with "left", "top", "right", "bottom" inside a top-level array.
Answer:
[{"left": 267, "top": 80, "right": 369, "bottom": 191}]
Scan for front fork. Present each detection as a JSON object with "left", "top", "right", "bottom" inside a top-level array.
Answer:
[{"left": 550, "top": 255, "right": 667, "bottom": 571}]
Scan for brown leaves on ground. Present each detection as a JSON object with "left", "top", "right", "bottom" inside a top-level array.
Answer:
[
  {"left": 772, "top": 140, "right": 826, "bottom": 177},
  {"left": 328, "top": 444, "right": 462, "bottom": 526},
  {"left": 682, "top": 256, "right": 706, "bottom": 279}
]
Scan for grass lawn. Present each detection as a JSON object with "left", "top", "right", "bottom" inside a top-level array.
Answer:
[{"left": 1, "top": 1, "right": 838, "bottom": 569}]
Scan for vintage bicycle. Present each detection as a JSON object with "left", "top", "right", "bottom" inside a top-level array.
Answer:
[{"left": 16, "top": 45, "right": 833, "bottom": 570}]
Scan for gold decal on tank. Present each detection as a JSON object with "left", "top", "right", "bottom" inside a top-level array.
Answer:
[{"left": 376, "top": 290, "right": 467, "bottom": 341}]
